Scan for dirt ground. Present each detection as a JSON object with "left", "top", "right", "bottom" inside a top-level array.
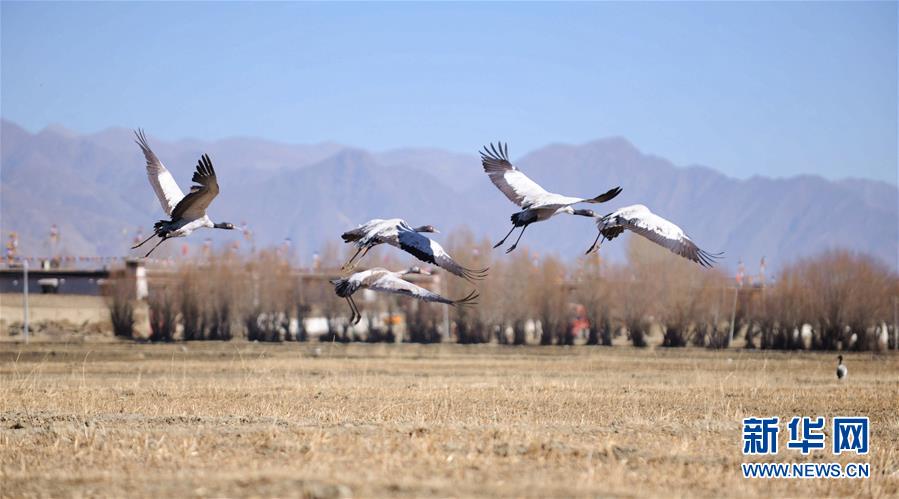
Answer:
[{"left": 1, "top": 342, "right": 897, "bottom": 498}]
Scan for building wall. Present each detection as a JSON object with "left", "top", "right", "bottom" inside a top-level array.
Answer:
[{"left": 0, "top": 293, "right": 110, "bottom": 325}]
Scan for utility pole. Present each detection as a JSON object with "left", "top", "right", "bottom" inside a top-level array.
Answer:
[
  {"left": 714, "top": 285, "right": 724, "bottom": 326},
  {"left": 23, "top": 259, "right": 30, "bottom": 344},
  {"left": 437, "top": 273, "right": 449, "bottom": 341},
  {"left": 728, "top": 286, "right": 738, "bottom": 347}
]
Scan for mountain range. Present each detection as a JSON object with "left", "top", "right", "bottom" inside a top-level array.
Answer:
[{"left": 1, "top": 119, "right": 896, "bottom": 272}]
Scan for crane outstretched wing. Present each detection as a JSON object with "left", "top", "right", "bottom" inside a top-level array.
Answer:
[
  {"left": 135, "top": 129, "right": 185, "bottom": 216},
  {"left": 481, "top": 142, "right": 551, "bottom": 208},
  {"left": 533, "top": 186, "right": 623, "bottom": 210},
  {"left": 481, "top": 142, "right": 622, "bottom": 210},
  {"left": 367, "top": 273, "right": 478, "bottom": 306},
  {"left": 604, "top": 207, "right": 722, "bottom": 267},
  {"left": 396, "top": 229, "right": 488, "bottom": 281},
  {"left": 171, "top": 154, "right": 220, "bottom": 221}
]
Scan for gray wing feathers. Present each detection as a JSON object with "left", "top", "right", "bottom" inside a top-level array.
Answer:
[
  {"left": 368, "top": 274, "right": 455, "bottom": 304},
  {"left": 620, "top": 214, "right": 721, "bottom": 267}
]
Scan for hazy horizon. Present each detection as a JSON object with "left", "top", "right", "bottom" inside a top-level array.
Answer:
[
  {"left": 4, "top": 117, "right": 897, "bottom": 188},
  {"left": 3, "top": 117, "right": 897, "bottom": 272}
]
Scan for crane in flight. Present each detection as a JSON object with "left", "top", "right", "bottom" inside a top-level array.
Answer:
[
  {"left": 131, "top": 129, "right": 235, "bottom": 257},
  {"left": 340, "top": 218, "right": 487, "bottom": 281},
  {"left": 481, "top": 142, "right": 621, "bottom": 253},
  {"left": 586, "top": 204, "right": 722, "bottom": 267},
  {"left": 331, "top": 267, "right": 478, "bottom": 325}
]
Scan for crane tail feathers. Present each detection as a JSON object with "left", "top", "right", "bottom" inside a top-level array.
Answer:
[
  {"left": 341, "top": 229, "right": 364, "bottom": 243},
  {"left": 152, "top": 219, "right": 175, "bottom": 237},
  {"left": 331, "top": 278, "right": 353, "bottom": 297},
  {"left": 588, "top": 186, "right": 623, "bottom": 204}
]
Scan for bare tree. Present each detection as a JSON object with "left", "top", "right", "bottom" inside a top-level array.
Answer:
[
  {"left": 444, "top": 228, "right": 494, "bottom": 344},
  {"left": 105, "top": 275, "right": 135, "bottom": 338},
  {"left": 106, "top": 227, "right": 899, "bottom": 353},
  {"left": 500, "top": 250, "right": 536, "bottom": 345},
  {"left": 530, "top": 255, "right": 569, "bottom": 345},
  {"left": 148, "top": 284, "right": 177, "bottom": 342},
  {"left": 575, "top": 254, "right": 613, "bottom": 346}
]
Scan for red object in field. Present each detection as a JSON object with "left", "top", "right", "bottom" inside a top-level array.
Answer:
[
  {"left": 571, "top": 317, "right": 590, "bottom": 333},
  {"left": 570, "top": 304, "right": 589, "bottom": 335},
  {"left": 181, "top": 244, "right": 189, "bottom": 256}
]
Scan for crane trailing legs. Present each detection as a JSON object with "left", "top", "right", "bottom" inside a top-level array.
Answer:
[{"left": 493, "top": 203, "right": 609, "bottom": 254}]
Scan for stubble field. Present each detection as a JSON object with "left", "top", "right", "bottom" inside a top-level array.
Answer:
[{"left": 1, "top": 342, "right": 897, "bottom": 498}]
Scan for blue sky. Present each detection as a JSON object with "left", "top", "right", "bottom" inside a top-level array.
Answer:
[{"left": 2, "top": 2, "right": 896, "bottom": 184}]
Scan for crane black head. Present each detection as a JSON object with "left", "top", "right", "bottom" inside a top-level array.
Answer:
[
  {"left": 214, "top": 222, "right": 236, "bottom": 230},
  {"left": 413, "top": 225, "right": 439, "bottom": 233}
]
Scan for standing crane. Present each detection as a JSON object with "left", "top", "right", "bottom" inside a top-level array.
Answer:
[
  {"left": 836, "top": 355, "right": 847, "bottom": 379},
  {"left": 481, "top": 142, "right": 622, "bottom": 253},
  {"left": 131, "top": 130, "right": 235, "bottom": 257}
]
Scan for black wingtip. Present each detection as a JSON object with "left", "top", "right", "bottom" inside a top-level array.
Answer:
[
  {"left": 134, "top": 128, "right": 149, "bottom": 150},
  {"left": 201, "top": 154, "right": 215, "bottom": 176},
  {"left": 696, "top": 249, "right": 724, "bottom": 268},
  {"left": 480, "top": 141, "right": 510, "bottom": 163},
  {"left": 193, "top": 154, "right": 214, "bottom": 178},
  {"left": 453, "top": 289, "right": 480, "bottom": 307},
  {"left": 461, "top": 266, "right": 490, "bottom": 282}
]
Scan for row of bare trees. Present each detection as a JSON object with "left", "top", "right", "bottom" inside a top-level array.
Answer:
[
  {"left": 107, "top": 228, "right": 898, "bottom": 350},
  {"left": 742, "top": 250, "right": 897, "bottom": 351}
]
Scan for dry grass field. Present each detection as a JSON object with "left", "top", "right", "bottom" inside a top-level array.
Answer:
[{"left": 1, "top": 342, "right": 897, "bottom": 498}]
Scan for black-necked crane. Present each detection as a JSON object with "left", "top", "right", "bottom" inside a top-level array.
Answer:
[
  {"left": 585, "top": 204, "right": 722, "bottom": 267},
  {"left": 330, "top": 267, "right": 479, "bottom": 325},
  {"left": 836, "top": 355, "right": 847, "bottom": 379},
  {"left": 340, "top": 218, "right": 488, "bottom": 281},
  {"left": 131, "top": 129, "right": 235, "bottom": 257},
  {"left": 481, "top": 142, "right": 622, "bottom": 253}
]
